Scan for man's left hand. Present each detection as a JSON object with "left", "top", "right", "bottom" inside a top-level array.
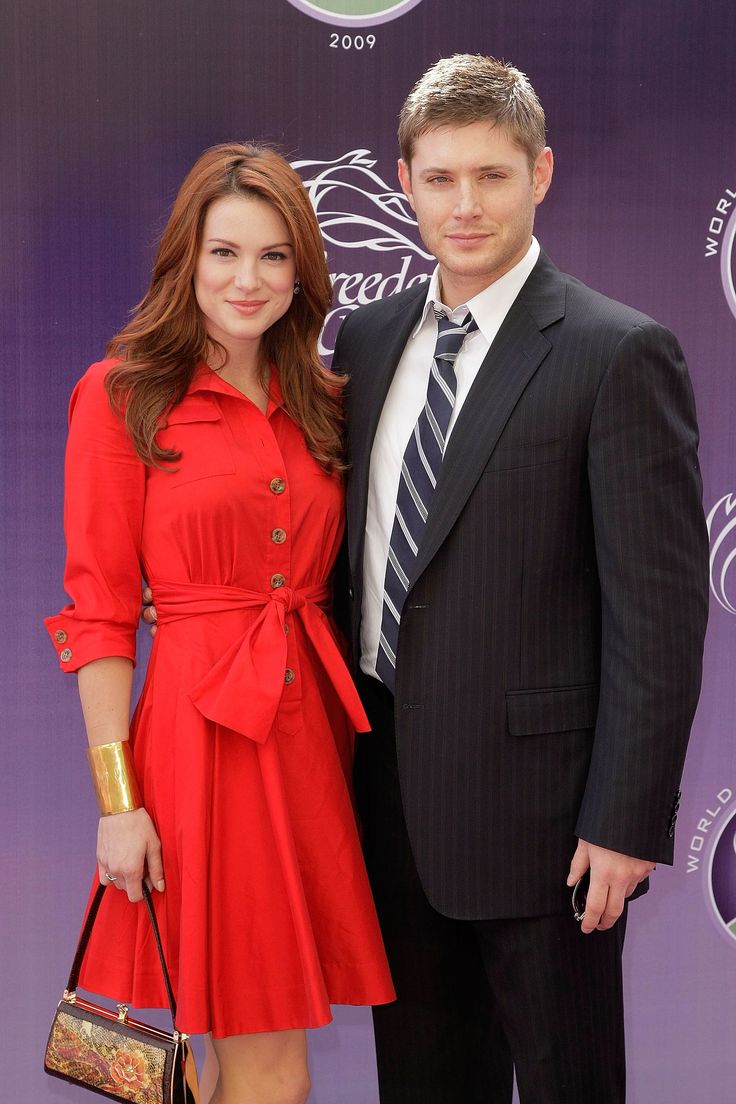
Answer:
[{"left": 567, "top": 839, "right": 655, "bottom": 934}]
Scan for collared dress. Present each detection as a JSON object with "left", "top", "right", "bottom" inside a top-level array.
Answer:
[{"left": 45, "top": 359, "right": 395, "bottom": 1037}]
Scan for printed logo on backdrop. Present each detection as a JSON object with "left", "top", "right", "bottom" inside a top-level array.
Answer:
[
  {"left": 285, "top": 0, "right": 425, "bottom": 27},
  {"left": 704, "top": 185, "right": 736, "bottom": 323},
  {"left": 292, "top": 151, "right": 432, "bottom": 355},
  {"left": 686, "top": 788, "right": 736, "bottom": 947},
  {"left": 706, "top": 493, "right": 736, "bottom": 615}
]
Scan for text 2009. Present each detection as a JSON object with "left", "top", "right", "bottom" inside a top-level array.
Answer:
[{"left": 329, "top": 33, "right": 376, "bottom": 49}]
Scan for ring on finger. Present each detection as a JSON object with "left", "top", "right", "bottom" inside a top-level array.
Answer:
[{"left": 104, "top": 871, "right": 118, "bottom": 883}]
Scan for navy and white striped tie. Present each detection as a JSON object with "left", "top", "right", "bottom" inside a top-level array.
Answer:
[{"left": 375, "top": 310, "right": 478, "bottom": 692}]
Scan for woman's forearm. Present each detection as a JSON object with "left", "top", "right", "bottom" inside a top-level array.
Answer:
[{"left": 77, "top": 656, "right": 134, "bottom": 747}]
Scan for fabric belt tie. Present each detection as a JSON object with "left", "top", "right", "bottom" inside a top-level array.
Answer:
[{"left": 150, "top": 580, "right": 369, "bottom": 743}]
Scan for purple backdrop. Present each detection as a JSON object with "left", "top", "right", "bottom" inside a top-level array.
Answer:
[{"left": 3, "top": 1, "right": 736, "bottom": 1100}]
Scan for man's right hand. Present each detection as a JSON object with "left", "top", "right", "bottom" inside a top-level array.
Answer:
[{"left": 142, "top": 586, "right": 157, "bottom": 636}]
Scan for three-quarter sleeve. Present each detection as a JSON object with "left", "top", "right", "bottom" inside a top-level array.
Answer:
[{"left": 44, "top": 360, "right": 146, "bottom": 672}]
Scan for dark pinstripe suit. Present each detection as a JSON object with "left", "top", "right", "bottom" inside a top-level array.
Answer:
[{"left": 334, "top": 251, "right": 709, "bottom": 1102}]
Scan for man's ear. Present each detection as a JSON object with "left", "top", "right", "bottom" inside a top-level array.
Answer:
[
  {"left": 533, "top": 147, "right": 554, "bottom": 206},
  {"left": 398, "top": 158, "right": 415, "bottom": 211}
]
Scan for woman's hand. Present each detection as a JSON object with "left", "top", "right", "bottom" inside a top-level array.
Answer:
[{"left": 97, "top": 807, "right": 165, "bottom": 903}]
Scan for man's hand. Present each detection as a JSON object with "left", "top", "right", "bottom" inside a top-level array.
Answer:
[
  {"left": 142, "top": 586, "right": 157, "bottom": 636},
  {"left": 567, "top": 839, "right": 655, "bottom": 934}
]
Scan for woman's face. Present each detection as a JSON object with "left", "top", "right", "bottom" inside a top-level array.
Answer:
[{"left": 194, "top": 194, "right": 297, "bottom": 359}]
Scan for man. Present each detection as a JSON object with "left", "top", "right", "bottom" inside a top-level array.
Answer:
[{"left": 334, "top": 55, "right": 709, "bottom": 1103}]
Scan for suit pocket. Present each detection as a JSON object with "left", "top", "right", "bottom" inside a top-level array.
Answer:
[
  {"left": 485, "top": 435, "right": 569, "bottom": 473},
  {"left": 157, "top": 399, "right": 236, "bottom": 487},
  {"left": 506, "top": 683, "right": 599, "bottom": 735}
]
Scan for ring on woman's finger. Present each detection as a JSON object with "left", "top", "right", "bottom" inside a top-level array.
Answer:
[{"left": 104, "top": 871, "right": 118, "bottom": 883}]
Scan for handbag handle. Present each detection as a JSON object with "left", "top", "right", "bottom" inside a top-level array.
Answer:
[{"left": 65, "top": 883, "right": 179, "bottom": 1028}]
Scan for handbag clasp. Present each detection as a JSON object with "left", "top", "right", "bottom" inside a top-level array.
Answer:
[{"left": 116, "top": 1003, "right": 129, "bottom": 1023}]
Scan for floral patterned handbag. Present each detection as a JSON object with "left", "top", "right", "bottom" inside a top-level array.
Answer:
[{"left": 44, "top": 883, "right": 199, "bottom": 1104}]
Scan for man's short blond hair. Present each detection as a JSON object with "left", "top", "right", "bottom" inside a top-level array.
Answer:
[{"left": 398, "top": 54, "right": 546, "bottom": 168}]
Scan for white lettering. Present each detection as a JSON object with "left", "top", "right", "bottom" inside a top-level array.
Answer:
[
  {"left": 710, "top": 216, "right": 724, "bottom": 235},
  {"left": 717, "top": 788, "right": 733, "bottom": 803},
  {"left": 357, "top": 272, "right": 383, "bottom": 304},
  {"left": 333, "top": 272, "right": 364, "bottom": 305},
  {"left": 376, "top": 255, "right": 413, "bottom": 298},
  {"left": 716, "top": 197, "right": 733, "bottom": 216},
  {"left": 705, "top": 238, "right": 719, "bottom": 258},
  {"left": 690, "top": 835, "right": 704, "bottom": 852},
  {"left": 687, "top": 855, "right": 700, "bottom": 873},
  {"left": 698, "top": 817, "right": 713, "bottom": 832}
]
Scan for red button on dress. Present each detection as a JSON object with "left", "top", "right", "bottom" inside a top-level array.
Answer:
[{"left": 45, "top": 359, "right": 394, "bottom": 1037}]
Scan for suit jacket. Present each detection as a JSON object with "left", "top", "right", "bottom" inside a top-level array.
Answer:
[{"left": 334, "top": 250, "right": 709, "bottom": 920}]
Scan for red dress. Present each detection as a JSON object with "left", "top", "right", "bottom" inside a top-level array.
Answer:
[{"left": 45, "top": 359, "right": 394, "bottom": 1037}]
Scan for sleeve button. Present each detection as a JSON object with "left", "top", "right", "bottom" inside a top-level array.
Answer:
[
  {"left": 60, "top": 648, "right": 73, "bottom": 662},
  {"left": 54, "top": 630, "right": 68, "bottom": 644}
]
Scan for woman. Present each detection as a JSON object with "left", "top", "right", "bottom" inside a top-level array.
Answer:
[{"left": 46, "top": 143, "right": 394, "bottom": 1104}]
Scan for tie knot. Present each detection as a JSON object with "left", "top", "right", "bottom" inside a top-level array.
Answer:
[
  {"left": 436, "top": 310, "right": 477, "bottom": 336},
  {"left": 434, "top": 311, "right": 477, "bottom": 364}
]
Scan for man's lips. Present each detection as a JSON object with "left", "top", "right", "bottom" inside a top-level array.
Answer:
[{"left": 446, "top": 233, "right": 491, "bottom": 243}]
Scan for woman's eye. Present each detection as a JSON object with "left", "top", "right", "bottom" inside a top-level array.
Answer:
[
  {"left": 263, "top": 251, "right": 288, "bottom": 262},
  {"left": 211, "top": 247, "right": 234, "bottom": 257}
]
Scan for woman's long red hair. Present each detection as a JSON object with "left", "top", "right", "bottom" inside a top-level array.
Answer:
[{"left": 105, "top": 143, "right": 344, "bottom": 471}]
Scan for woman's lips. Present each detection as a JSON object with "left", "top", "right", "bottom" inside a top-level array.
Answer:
[{"left": 228, "top": 299, "right": 267, "bottom": 314}]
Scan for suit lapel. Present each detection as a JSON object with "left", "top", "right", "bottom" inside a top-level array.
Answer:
[
  {"left": 346, "top": 286, "right": 427, "bottom": 577},
  {"left": 410, "top": 253, "right": 568, "bottom": 587}
]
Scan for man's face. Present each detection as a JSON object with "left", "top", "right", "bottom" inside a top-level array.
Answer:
[{"left": 398, "top": 121, "right": 553, "bottom": 308}]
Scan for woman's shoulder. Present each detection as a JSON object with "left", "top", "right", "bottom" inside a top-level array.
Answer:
[
  {"left": 68, "top": 357, "right": 124, "bottom": 423},
  {"left": 75, "top": 356, "right": 122, "bottom": 387}
]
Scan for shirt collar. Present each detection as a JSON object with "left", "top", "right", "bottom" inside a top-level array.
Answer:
[
  {"left": 188, "top": 361, "right": 285, "bottom": 412},
  {"left": 412, "top": 236, "right": 541, "bottom": 341}
]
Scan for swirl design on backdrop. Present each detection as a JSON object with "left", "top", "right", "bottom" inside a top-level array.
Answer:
[
  {"left": 293, "top": 150, "right": 432, "bottom": 258},
  {"left": 706, "top": 493, "right": 736, "bottom": 615},
  {"left": 721, "top": 205, "right": 736, "bottom": 323}
]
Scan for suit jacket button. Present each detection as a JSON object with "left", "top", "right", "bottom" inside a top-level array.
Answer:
[{"left": 348, "top": 587, "right": 354, "bottom": 600}]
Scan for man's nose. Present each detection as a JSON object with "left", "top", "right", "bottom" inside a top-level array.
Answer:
[{"left": 454, "top": 181, "right": 482, "bottom": 218}]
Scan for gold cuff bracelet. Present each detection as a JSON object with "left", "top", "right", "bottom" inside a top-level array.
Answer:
[{"left": 86, "top": 741, "right": 142, "bottom": 816}]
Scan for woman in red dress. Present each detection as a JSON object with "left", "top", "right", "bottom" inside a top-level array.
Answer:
[{"left": 46, "top": 143, "right": 394, "bottom": 1104}]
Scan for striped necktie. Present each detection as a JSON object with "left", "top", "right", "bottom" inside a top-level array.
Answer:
[{"left": 375, "top": 310, "right": 478, "bottom": 692}]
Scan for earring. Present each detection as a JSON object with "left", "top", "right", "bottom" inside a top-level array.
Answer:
[{"left": 293, "top": 280, "right": 301, "bottom": 295}]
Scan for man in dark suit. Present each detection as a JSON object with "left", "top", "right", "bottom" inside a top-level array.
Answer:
[{"left": 334, "top": 55, "right": 709, "bottom": 1103}]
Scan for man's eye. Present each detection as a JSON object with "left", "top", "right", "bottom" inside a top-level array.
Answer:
[{"left": 427, "top": 176, "right": 449, "bottom": 185}]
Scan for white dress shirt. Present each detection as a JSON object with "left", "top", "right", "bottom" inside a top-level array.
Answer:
[{"left": 360, "top": 237, "right": 541, "bottom": 678}]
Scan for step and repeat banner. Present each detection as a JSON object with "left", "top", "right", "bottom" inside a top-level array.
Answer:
[{"left": 3, "top": 1, "right": 735, "bottom": 1100}]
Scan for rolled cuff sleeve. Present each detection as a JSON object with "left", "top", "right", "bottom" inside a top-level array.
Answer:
[
  {"left": 45, "top": 360, "right": 145, "bottom": 674},
  {"left": 44, "top": 611, "right": 137, "bottom": 673}
]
